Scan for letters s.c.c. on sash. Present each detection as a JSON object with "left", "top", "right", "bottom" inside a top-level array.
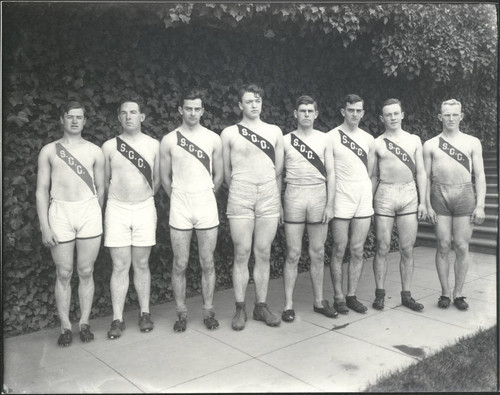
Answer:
[
  {"left": 116, "top": 137, "right": 153, "bottom": 189},
  {"left": 176, "top": 131, "right": 211, "bottom": 175},
  {"left": 237, "top": 124, "right": 275, "bottom": 164},
  {"left": 438, "top": 137, "right": 470, "bottom": 172},
  {"left": 291, "top": 133, "right": 326, "bottom": 178},
  {"left": 56, "top": 143, "right": 96, "bottom": 194},
  {"left": 339, "top": 130, "right": 368, "bottom": 169},
  {"left": 383, "top": 138, "right": 416, "bottom": 176}
]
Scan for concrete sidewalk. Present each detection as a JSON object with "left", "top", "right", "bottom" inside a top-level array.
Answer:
[{"left": 3, "top": 247, "right": 497, "bottom": 393}]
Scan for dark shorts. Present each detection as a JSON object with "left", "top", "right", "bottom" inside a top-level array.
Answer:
[
  {"left": 430, "top": 182, "right": 475, "bottom": 217},
  {"left": 374, "top": 181, "right": 418, "bottom": 217}
]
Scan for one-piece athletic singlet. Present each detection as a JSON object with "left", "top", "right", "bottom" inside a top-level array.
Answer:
[{"left": 285, "top": 132, "right": 327, "bottom": 185}]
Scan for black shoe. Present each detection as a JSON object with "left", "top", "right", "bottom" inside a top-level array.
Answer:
[
  {"left": 58, "top": 329, "right": 72, "bottom": 347},
  {"left": 346, "top": 296, "right": 367, "bottom": 313},
  {"left": 107, "top": 319, "right": 125, "bottom": 339},
  {"left": 79, "top": 324, "right": 94, "bottom": 343},
  {"left": 282, "top": 309, "right": 296, "bottom": 322},
  {"left": 139, "top": 312, "right": 154, "bottom": 332},
  {"left": 313, "top": 300, "right": 339, "bottom": 318}
]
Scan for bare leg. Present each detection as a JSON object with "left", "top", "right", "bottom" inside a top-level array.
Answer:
[
  {"left": 451, "top": 216, "right": 474, "bottom": 299},
  {"left": 131, "top": 246, "right": 152, "bottom": 314},
  {"left": 284, "top": 223, "right": 305, "bottom": 310},
  {"left": 75, "top": 236, "right": 101, "bottom": 327},
  {"left": 329, "top": 219, "right": 350, "bottom": 300},
  {"left": 109, "top": 246, "right": 132, "bottom": 321},
  {"left": 170, "top": 229, "right": 192, "bottom": 316},
  {"left": 346, "top": 217, "right": 371, "bottom": 296},
  {"left": 373, "top": 215, "right": 395, "bottom": 290},
  {"left": 396, "top": 214, "right": 418, "bottom": 292},
  {"left": 253, "top": 216, "right": 279, "bottom": 303},
  {"left": 435, "top": 215, "right": 453, "bottom": 298},
  {"left": 307, "top": 223, "right": 328, "bottom": 308},
  {"left": 51, "top": 241, "right": 76, "bottom": 332},
  {"left": 196, "top": 228, "right": 218, "bottom": 312}
]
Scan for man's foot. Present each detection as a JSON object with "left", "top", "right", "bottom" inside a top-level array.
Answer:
[
  {"left": 438, "top": 295, "right": 451, "bottom": 308},
  {"left": 401, "top": 294, "right": 424, "bottom": 312},
  {"left": 107, "top": 319, "right": 125, "bottom": 340},
  {"left": 58, "top": 329, "right": 72, "bottom": 347},
  {"left": 282, "top": 309, "right": 295, "bottom": 323},
  {"left": 372, "top": 289, "right": 385, "bottom": 310},
  {"left": 346, "top": 296, "right": 368, "bottom": 313},
  {"left": 139, "top": 312, "right": 154, "bottom": 332},
  {"left": 174, "top": 314, "right": 187, "bottom": 332},
  {"left": 313, "top": 300, "right": 339, "bottom": 318},
  {"left": 253, "top": 303, "right": 281, "bottom": 327},
  {"left": 333, "top": 299, "right": 349, "bottom": 315},
  {"left": 79, "top": 324, "right": 94, "bottom": 343},
  {"left": 203, "top": 311, "right": 219, "bottom": 330},
  {"left": 232, "top": 302, "right": 247, "bottom": 331},
  {"left": 453, "top": 297, "right": 469, "bottom": 310}
]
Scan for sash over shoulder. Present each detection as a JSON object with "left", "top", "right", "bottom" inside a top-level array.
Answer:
[
  {"left": 237, "top": 124, "right": 275, "bottom": 164},
  {"left": 176, "top": 131, "right": 211, "bottom": 175},
  {"left": 56, "top": 142, "right": 96, "bottom": 194},
  {"left": 384, "top": 138, "right": 415, "bottom": 176},
  {"left": 439, "top": 137, "right": 470, "bottom": 172},
  {"left": 291, "top": 133, "right": 326, "bottom": 178},
  {"left": 116, "top": 137, "right": 153, "bottom": 189},
  {"left": 339, "top": 129, "right": 368, "bottom": 169}
]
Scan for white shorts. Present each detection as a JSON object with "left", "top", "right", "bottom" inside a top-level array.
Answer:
[
  {"left": 334, "top": 179, "right": 374, "bottom": 219},
  {"left": 48, "top": 196, "right": 102, "bottom": 243},
  {"left": 169, "top": 188, "right": 219, "bottom": 231},
  {"left": 104, "top": 197, "right": 157, "bottom": 247}
]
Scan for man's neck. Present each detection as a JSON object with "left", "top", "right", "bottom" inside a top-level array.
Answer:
[
  {"left": 295, "top": 125, "right": 314, "bottom": 137},
  {"left": 180, "top": 122, "right": 201, "bottom": 133},
  {"left": 60, "top": 133, "right": 85, "bottom": 145},
  {"left": 121, "top": 129, "right": 142, "bottom": 140},
  {"left": 384, "top": 128, "right": 403, "bottom": 138},
  {"left": 441, "top": 128, "right": 461, "bottom": 138},
  {"left": 241, "top": 116, "right": 261, "bottom": 128},
  {"left": 340, "top": 122, "right": 358, "bottom": 133}
]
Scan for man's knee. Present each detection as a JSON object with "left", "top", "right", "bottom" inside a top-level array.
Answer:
[
  {"left": 253, "top": 244, "right": 271, "bottom": 263},
  {"left": 437, "top": 237, "right": 452, "bottom": 254},
  {"left": 199, "top": 255, "right": 215, "bottom": 274},
  {"left": 286, "top": 245, "right": 302, "bottom": 265},
  {"left": 453, "top": 239, "right": 470, "bottom": 258},
  {"left": 77, "top": 265, "right": 94, "bottom": 280},
  {"left": 173, "top": 256, "right": 189, "bottom": 276},
  {"left": 308, "top": 244, "right": 325, "bottom": 262},
  {"left": 234, "top": 246, "right": 251, "bottom": 265},
  {"left": 376, "top": 238, "right": 391, "bottom": 257}
]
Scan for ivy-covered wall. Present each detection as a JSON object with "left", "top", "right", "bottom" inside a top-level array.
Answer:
[{"left": 3, "top": 3, "right": 497, "bottom": 336}]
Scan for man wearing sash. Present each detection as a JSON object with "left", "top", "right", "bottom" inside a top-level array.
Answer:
[
  {"left": 327, "top": 94, "right": 375, "bottom": 314},
  {"left": 221, "top": 83, "right": 284, "bottom": 330},
  {"left": 160, "top": 90, "right": 223, "bottom": 332},
  {"left": 36, "top": 101, "right": 105, "bottom": 346},
  {"left": 102, "top": 97, "right": 160, "bottom": 339},
  {"left": 423, "top": 99, "right": 485, "bottom": 310},
  {"left": 371, "top": 99, "right": 427, "bottom": 311},
  {"left": 281, "top": 96, "right": 337, "bottom": 323}
]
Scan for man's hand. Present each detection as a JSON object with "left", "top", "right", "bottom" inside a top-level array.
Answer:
[
  {"left": 417, "top": 203, "right": 427, "bottom": 222},
  {"left": 41, "top": 227, "right": 59, "bottom": 248},
  {"left": 427, "top": 206, "right": 438, "bottom": 225},
  {"left": 471, "top": 206, "right": 485, "bottom": 225},
  {"left": 322, "top": 205, "right": 334, "bottom": 224}
]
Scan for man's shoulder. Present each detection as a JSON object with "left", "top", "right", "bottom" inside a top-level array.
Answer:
[
  {"left": 221, "top": 124, "right": 238, "bottom": 136},
  {"left": 39, "top": 141, "right": 57, "bottom": 157},
  {"left": 358, "top": 128, "right": 374, "bottom": 141},
  {"left": 102, "top": 136, "right": 117, "bottom": 148}
]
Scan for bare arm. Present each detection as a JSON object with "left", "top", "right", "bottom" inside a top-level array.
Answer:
[
  {"left": 367, "top": 137, "right": 376, "bottom": 180},
  {"left": 221, "top": 129, "right": 232, "bottom": 188},
  {"left": 370, "top": 140, "right": 379, "bottom": 195},
  {"left": 212, "top": 135, "right": 224, "bottom": 193},
  {"left": 274, "top": 128, "right": 285, "bottom": 224},
  {"left": 35, "top": 145, "right": 58, "bottom": 247},
  {"left": 93, "top": 147, "right": 106, "bottom": 208},
  {"left": 159, "top": 136, "right": 173, "bottom": 198},
  {"left": 102, "top": 141, "right": 112, "bottom": 198},
  {"left": 152, "top": 140, "right": 161, "bottom": 195},
  {"left": 422, "top": 141, "right": 436, "bottom": 224},
  {"left": 414, "top": 136, "right": 427, "bottom": 220},
  {"left": 323, "top": 137, "right": 335, "bottom": 223},
  {"left": 471, "top": 138, "right": 486, "bottom": 224}
]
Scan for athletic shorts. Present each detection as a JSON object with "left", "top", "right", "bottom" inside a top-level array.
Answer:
[
  {"left": 284, "top": 183, "right": 326, "bottom": 224},
  {"left": 430, "top": 182, "right": 476, "bottom": 217},
  {"left": 374, "top": 181, "right": 418, "bottom": 217},
  {"left": 227, "top": 179, "right": 280, "bottom": 219},
  {"left": 334, "top": 179, "right": 374, "bottom": 219},
  {"left": 170, "top": 188, "right": 219, "bottom": 231},
  {"left": 104, "top": 197, "right": 157, "bottom": 247},
  {"left": 48, "top": 196, "right": 102, "bottom": 243}
]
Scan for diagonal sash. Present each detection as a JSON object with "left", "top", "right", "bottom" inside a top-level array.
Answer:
[
  {"left": 116, "top": 137, "right": 153, "bottom": 189},
  {"left": 339, "top": 130, "right": 367, "bottom": 169},
  {"left": 439, "top": 137, "right": 470, "bottom": 172},
  {"left": 237, "top": 124, "right": 275, "bottom": 164},
  {"left": 384, "top": 138, "right": 415, "bottom": 176},
  {"left": 55, "top": 143, "right": 96, "bottom": 194},
  {"left": 291, "top": 134, "right": 326, "bottom": 178},
  {"left": 176, "top": 131, "right": 211, "bottom": 175}
]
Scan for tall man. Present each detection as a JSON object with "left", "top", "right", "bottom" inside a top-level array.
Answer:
[
  {"left": 423, "top": 99, "right": 485, "bottom": 310},
  {"left": 102, "top": 97, "right": 160, "bottom": 339},
  {"left": 327, "top": 94, "right": 375, "bottom": 314},
  {"left": 282, "top": 95, "right": 337, "bottom": 322},
  {"left": 160, "top": 90, "right": 223, "bottom": 332},
  {"left": 371, "top": 98, "right": 427, "bottom": 311},
  {"left": 221, "top": 83, "right": 284, "bottom": 330},
  {"left": 36, "top": 101, "right": 105, "bottom": 346}
]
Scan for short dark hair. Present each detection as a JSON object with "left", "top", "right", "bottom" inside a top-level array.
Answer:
[
  {"left": 238, "top": 83, "right": 264, "bottom": 102},
  {"left": 117, "top": 96, "right": 145, "bottom": 115},
  {"left": 295, "top": 95, "right": 317, "bottom": 111},
  {"left": 179, "top": 89, "right": 204, "bottom": 108},
  {"left": 381, "top": 98, "right": 403, "bottom": 114},
  {"left": 342, "top": 94, "right": 364, "bottom": 109},
  {"left": 60, "top": 101, "right": 86, "bottom": 118}
]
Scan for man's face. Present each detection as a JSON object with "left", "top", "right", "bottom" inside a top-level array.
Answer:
[
  {"left": 179, "top": 99, "right": 204, "bottom": 127},
  {"left": 341, "top": 101, "right": 364, "bottom": 127},
  {"left": 294, "top": 103, "right": 318, "bottom": 128},
  {"left": 438, "top": 104, "right": 463, "bottom": 130},
  {"left": 118, "top": 102, "right": 144, "bottom": 132},
  {"left": 380, "top": 103, "right": 404, "bottom": 131},
  {"left": 239, "top": 92, "right": 262, "bottom": 119},
  {"left": 61, "top": 108, "right": 86, "bottom": 134}
]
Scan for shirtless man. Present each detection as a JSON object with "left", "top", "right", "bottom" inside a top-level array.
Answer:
[
  {"left": 160, "top": 90, "right": 223, "bottom": 332},
  {"left": 102, "top": 97, "right": 160, "bottom": 339},
  {"left": 281, "top": 95, "right": 337, "bottom": 323},
  {"left": 327, "top": 94, "right": 375, "bottom": 314},
  {"left": 36, "top": 101, "right": 105, "bottom": 346},
  {"left": 371, "top": 98, "right": 427, "bottom": 311},
  {"left": 221, "top": 83, "right": 284, "bottom": 330},
  {"left": 423, "top": 99, "right": 485, "bottom": 310}
]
